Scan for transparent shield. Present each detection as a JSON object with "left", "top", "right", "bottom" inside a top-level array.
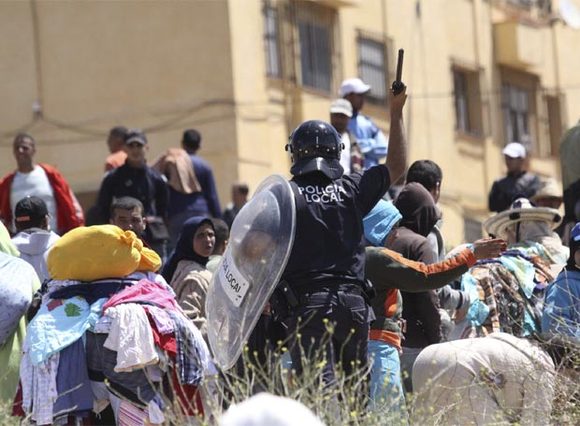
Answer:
[{"left": 206, "top": 175, "right": 296, "bottom": 370}]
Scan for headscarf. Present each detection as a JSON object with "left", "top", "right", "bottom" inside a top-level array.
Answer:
[
  {"left": 363, "top": 199, "right": 402, "bottom": 246},
  {"left": 162, "top": 216, "right": 214, "bottom": 282},
  {"left": 394, "top": 182, "right": 440, "bottom": 237}
]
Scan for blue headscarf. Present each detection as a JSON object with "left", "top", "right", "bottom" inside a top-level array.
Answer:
[
  {"left": 162, "top": 216, "right": 214, "bottom": 282},
  {"left": 363, "top": 199, "right": 402, "bottom": 247}
]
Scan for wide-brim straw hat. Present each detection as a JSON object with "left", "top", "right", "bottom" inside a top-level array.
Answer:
[{"left": 483, "top": 198, "right": 562, "bottom": 238}]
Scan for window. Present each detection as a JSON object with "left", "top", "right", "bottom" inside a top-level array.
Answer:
[
  {"left": 263, "top": 1, "right": 337, "bottom": 93},
  {"left": 262, "top": 1, "right": 337, "bottom": 92},
  {"left": 263, "top": 1, "right": 281, "bottom": 78},
  {"left": 298, "top": 19, "right": 332, "bottom": 92},
  {"left": 501, "top": 83, "right": 532, "bottom": 147},
  {"left": 501, "top": 69, "right": 563, "bottom": 157},
  {"left": 454, "top": 71, "right": 470, "bottom": 132},
  {"left": 452, "top": 68, "right": 483, "bottom": 136},
  {"left": 358, "top": 36, "right": 388, "bottom": 105}
]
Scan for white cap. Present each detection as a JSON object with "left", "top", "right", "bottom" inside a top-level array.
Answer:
[
  {"left": 502, "top": 142, "right": 527, "bottom": 159},
  {"left": 329, "top": 99, "right": 353, "bottom": 117},
  {"left": 339, "top": 78, "right": 371, "bottom": 97},
  {"left": 220, "top": 393, "right": 324, "bottom": 426}
]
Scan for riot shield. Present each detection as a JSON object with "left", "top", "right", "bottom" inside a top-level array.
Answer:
[{"left": 206, "top": 175, "right": 296, "bottom": 370}]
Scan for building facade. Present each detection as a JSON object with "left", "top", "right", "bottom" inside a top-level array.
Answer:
[{"left": 1, "top": 0, "right": 579, "bottom": 245}]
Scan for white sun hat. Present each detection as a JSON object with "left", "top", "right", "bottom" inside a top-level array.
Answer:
[{"left": 483, "top": 198, "right": 562, "bottom": 238}]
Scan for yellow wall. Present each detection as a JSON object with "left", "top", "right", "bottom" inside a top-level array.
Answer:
[
  {"left": 0, "top": 0, "right": 236, "bottom": 205},
  {"left": 2, "top": 0, "right": 580, "bottom": 246}
]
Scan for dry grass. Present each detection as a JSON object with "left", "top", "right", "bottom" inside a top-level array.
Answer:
[{"left": 3, "top": 334, "right": 578, "bottom": 425}]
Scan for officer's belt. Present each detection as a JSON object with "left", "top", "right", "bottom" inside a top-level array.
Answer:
[{"left": 291, "top": 282, "right": 365, "bottom": 298}]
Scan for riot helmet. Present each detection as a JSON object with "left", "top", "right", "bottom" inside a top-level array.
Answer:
[{"left": 286, "top": 120, "right": 344, "bottom": 180}]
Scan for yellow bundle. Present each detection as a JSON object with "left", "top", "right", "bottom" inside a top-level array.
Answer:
[{"left": 48, "top": 225, "right": 161, "bottom": 281}]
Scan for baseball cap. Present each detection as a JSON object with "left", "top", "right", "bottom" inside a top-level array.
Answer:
[
  {"left": 339, "top": 78, "right": 371, "bottom": 97},
  {"left": 125, "top": 129, "right": 147, "bottom": 145},
  {"left": 329, "top": 99, "right": 353, "bottom": 117},
  {"left": 14, "top": 196, "right": 48, "bottom": 227},
  {"left": 502, "top": 142, "right": 526, "bottom": 159}
]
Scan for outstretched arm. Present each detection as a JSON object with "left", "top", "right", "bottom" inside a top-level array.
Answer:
[
  {"left": 385, "top": 88, "right": 407, "bottom": 185},
  {"left": 365, "top": 238, "right": 506, "bottom": 293}
]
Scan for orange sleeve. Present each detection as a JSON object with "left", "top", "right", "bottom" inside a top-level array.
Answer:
[{"left": 366, "top": 246, "right": 474, "bottom": 293}]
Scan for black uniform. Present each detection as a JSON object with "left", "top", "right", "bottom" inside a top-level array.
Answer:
[{"left": 281, "top": 165, "right": 390, "bottom": 383}]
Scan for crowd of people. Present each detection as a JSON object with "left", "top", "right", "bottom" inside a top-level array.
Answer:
[{"left": 0, "top": 75, "right": 578, "bottom": 425}]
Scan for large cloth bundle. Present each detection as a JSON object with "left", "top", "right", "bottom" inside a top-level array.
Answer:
[
  {"left": 19, "top": 277, "right": 213, "bottom": 424},
  {"left": 48, "top": 225, "right": 161, "bottom": 281},
  {"left": 0, "top": 253, "right": 36, "bottom": 345},
  {"left": 412, "top": 333, "right": 555, "bottom": 425}
]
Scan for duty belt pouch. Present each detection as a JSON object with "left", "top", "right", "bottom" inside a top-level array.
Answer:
[
  {"left": 361, "top": 279, "right": 377, "bottom": 304},
  {"left": 270, "top": 281, "right": 299, "bottom": 322}
]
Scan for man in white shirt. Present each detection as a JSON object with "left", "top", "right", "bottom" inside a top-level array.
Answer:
[
  {"left": 340, "top": 78, "right": 389, "bottom": 170},
  {"left": 0, "top": 133, "right": 83, "bottom": 235}
]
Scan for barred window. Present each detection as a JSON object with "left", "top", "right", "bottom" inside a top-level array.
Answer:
[
  {"left": 454, "top": 71, "right": 470, "bottom": 132},
  {"left": 263, "top": 1, "right": 281, "bottom": 78},
  {"left": 502, "top": 83, "right": 531, "bottom": 145},
  {"left": 298, "top": 20, "right": 332, "bottom": 92},
  {"left": 358, "top": 37, "right": 388, "bottom": 105},
  {"left": 453, "top": 68, "right": 483, "bottom": 136}
]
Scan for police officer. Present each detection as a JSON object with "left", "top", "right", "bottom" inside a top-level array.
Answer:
[{"left": 278, "top": 87, "right": 408, "bottom": 385}]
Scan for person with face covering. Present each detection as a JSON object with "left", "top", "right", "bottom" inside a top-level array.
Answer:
[
  {"left": 386, "top": 182, "right": 441, "bottom": 392},
  {"left": 162, "top": 217, "right": 215, "bottom": 337}
]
